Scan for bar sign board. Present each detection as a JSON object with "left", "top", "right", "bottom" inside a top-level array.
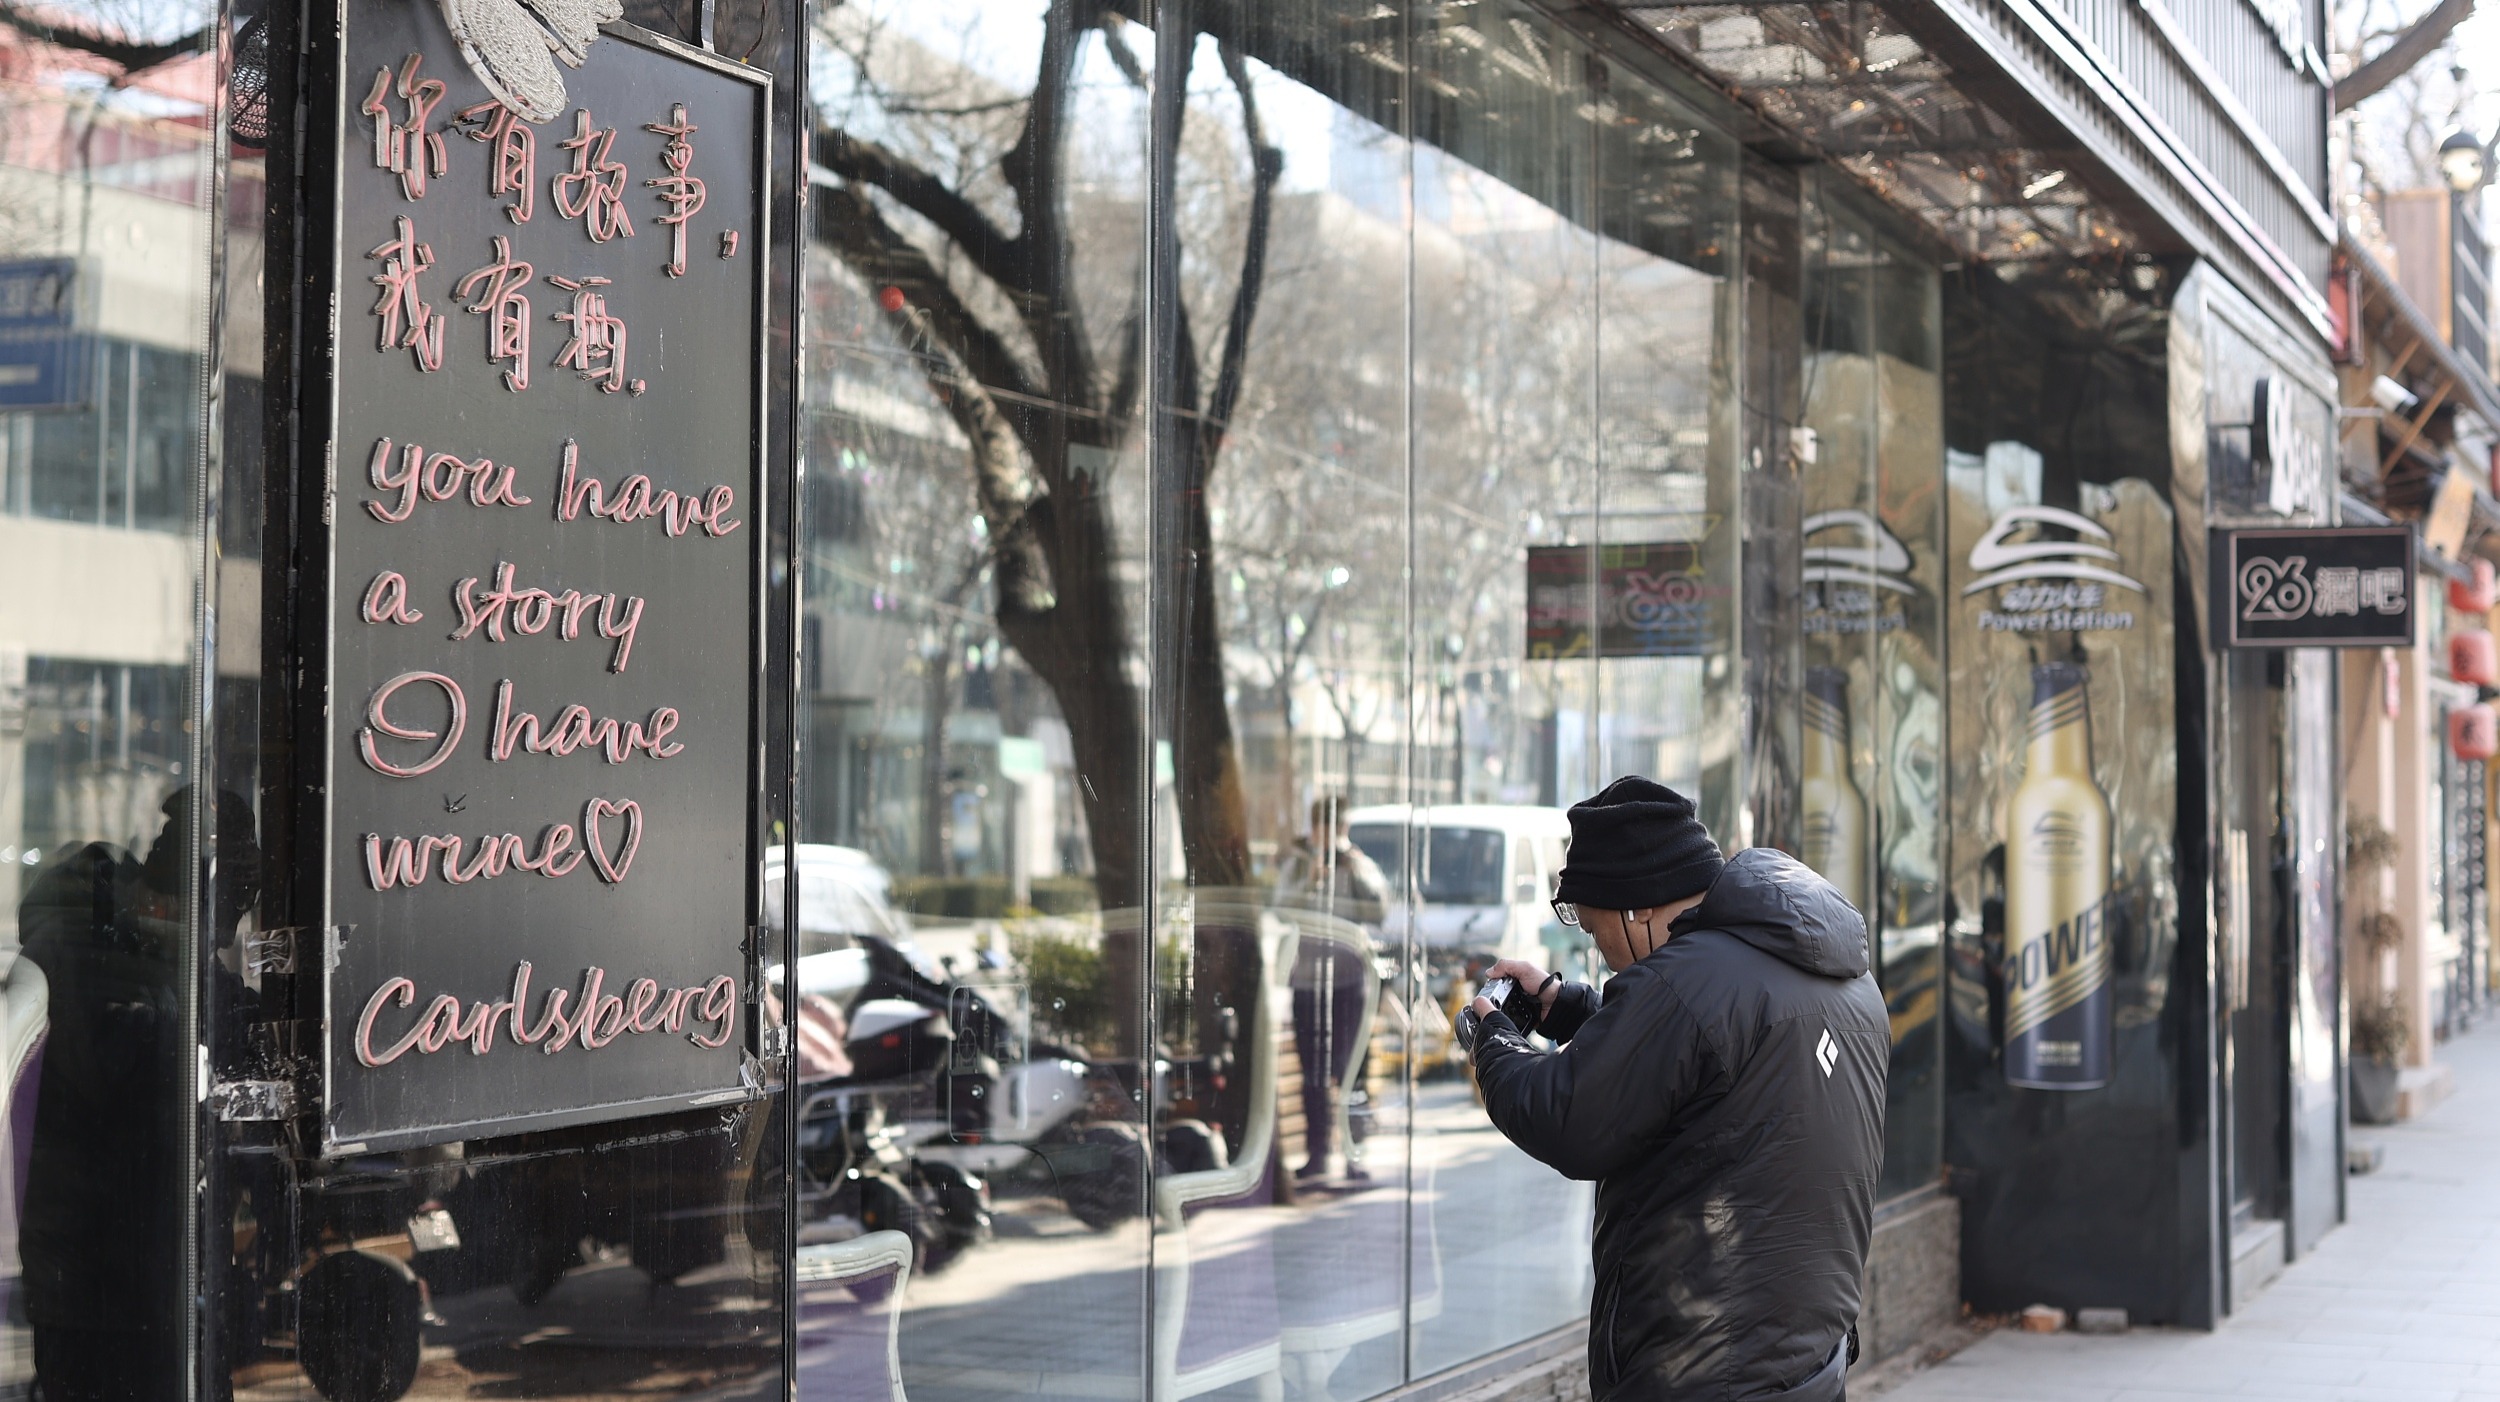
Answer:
[
  {"left": 1525, "top": 542, "right": 1724, "bottom": 659},
  {"left": 2216, "top": 526, "right": 2414, "bottom": 648},
  {"left": 318, "top": 0, "right": 769, "bottom": 1151}
]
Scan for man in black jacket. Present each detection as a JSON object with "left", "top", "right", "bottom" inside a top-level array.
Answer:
[{"left": 1470, "top": 777, "right": 1888, "bottom": 1402}]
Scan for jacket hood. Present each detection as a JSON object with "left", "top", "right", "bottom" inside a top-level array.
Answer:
[{"left": 1671, "top": 847, "right": 1868, "bottom": 979}]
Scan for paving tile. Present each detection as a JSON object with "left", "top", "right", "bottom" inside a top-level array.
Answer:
[
  {"left": 2230, "top": 1379, "right": 2460, "bottom": 1389},
  {"left": 1874, "top": 1023, "right": 2500, "bottom": 1402}
]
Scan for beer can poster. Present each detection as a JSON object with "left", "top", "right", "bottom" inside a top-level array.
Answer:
[
  {"left": 1945, "top": 445, "right": 2178, "bottom": 1093},
  {"left": 2002, "top": 663, "right": 2112, "bottom": 1086}
]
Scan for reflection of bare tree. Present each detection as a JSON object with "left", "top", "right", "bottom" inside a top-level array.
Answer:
[
  {"left": 1311, "top": 627, "right": 1388, "bottom": 801},
  {"left": 805, "top": 252, "right": 1002, "bottom": 870},
  {"left": 1217, "top": 475, "right": 1341, "bottom": 838},
  {"left": 1410, "top": 223, "right": 1591, "bottom": 796},
  {"left": 813, "top": 2, "right": 1280, "bottom": 1061},
  {"left": 2332, "top": 0, "right": 2474, "bottom": 117},
  {"left": 0, "top": 0, "right": 206, "bottom": 70},
  {"left": 914, "top": 558, "right": 987, "bottom": 875}
]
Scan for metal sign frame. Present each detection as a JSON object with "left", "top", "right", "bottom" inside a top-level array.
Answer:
[{"left": 298, "top": 9, "right": 774, "bottom": 1154}]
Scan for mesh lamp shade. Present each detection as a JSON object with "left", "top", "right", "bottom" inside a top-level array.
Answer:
[
  {"left": 2451, "top": 703, "right": 2499, "bottom": 763},
  {"left": 2449, "top": 629, "right": 2499, "bottom": 688},
  {"left": 2451, "top": 559, "right": 2497, "bottom": 614}
]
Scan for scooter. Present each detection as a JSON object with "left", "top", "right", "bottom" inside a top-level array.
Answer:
[{"left": 785, "top": 933, "right": 1237, "bottom": 1260}]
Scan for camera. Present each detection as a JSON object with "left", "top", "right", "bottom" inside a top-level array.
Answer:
[{"left": 1455, "top": 975, "right": 1542, "bottom": 1051}]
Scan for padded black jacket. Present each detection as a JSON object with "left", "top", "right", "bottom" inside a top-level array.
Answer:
[{"left": 1473, "top": 848, "right": 1889, "bottom": 1401}]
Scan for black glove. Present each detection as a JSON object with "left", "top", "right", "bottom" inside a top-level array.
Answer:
[
  {"left": 1455, "top": 1004, "right": 1510, "bottom": 1054},
  {"left": 1456, "top": 981, "right": 1543, "bottom": 1052}
]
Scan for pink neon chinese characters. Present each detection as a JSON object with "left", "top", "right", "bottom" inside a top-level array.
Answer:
[
  {"left": 362, "top": 54, "right": 447, "bottom": 201},
  {"left": 547, "top": 274, "right": 639, "bottom": 394},
  {"left": 644, "top": 103, "right": 706, "bottom": 277},
  {"left": 552, "top": 110, "right": 635, "bottom": 243},
  {"left": 457, "top": 236, "right": 535, "bottom": 391},
  {"left": 458, "top": 100, "right": 536, "bottom": 223},
  {"left": 368, "top": 215, "right": 445, "bottom": 372}
]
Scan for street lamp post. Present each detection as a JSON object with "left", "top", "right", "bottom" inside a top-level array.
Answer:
[
  {"left": 2439, "top": 127, "right": 2497, "bottom": 374},
  {"left": 2441, "top": 127, "right": 2489, "bottom": 194}
]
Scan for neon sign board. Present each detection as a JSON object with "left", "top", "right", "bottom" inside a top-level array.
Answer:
[{"left": 313, "top": 3, "right": 769, "bottom": 1151}]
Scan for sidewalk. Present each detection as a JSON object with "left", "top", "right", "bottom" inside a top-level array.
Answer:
[{"left": 1874, "top": 1019, "right": 2500, "bottom": 1402}]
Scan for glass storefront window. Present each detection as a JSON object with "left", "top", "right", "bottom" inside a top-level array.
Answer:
[
  {"left": 801, "top": 1, "right": 1154, "bottom": 1397},
  {"left": 0, "top": 3, "right": 213, "bottom": 1390},
  {"left": 796, "top": 3, "right": 1760, "bottom": 1398},
  {"left": 0, "top": 0, "right": 1993, "bottom": 1394},
  {"left": 1796, "top": 186, "right": 1945, "bottom": 1199}
]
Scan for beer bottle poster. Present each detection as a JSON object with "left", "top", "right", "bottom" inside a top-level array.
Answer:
[
  {"left": 313, "top": 0, "right": 769, "bottom": 1150},
  {"left": 1945, "top": 447, "right": 2179, "bottom": 1093}
]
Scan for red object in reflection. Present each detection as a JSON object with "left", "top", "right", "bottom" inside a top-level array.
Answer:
[
  {"left": 2454, "top": 559, "right": 2499, "bottom": 613},
  {"left": 2450, "top": 630, "right": 2499, "bottom": 687},
  {"left": 878, "top": 285, "right": 907, "bottom": 313},
  {"left": 2451, "top": 703, "right": 2498, "bottom": 761}
]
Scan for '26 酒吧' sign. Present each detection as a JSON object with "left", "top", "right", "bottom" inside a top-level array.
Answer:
[
  {"left": 2215, "top": 526, "right": 2414, "bottom": 649},
  {"left": 319, "top": 3, "right": 767, "bottom": 1152}
]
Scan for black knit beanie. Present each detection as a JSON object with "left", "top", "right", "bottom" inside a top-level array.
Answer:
[{"left": 1555, "top": 776, "right": 1725, "bottom": 912}]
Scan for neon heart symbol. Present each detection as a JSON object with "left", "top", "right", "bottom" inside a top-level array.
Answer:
[{"left": 583, "top": 797, "right": 642, "bottom": 884}]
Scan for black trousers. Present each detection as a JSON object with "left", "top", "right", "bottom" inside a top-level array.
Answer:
[{"left": 1290, "top": 943, "right": 1368, "bottom": 1162}]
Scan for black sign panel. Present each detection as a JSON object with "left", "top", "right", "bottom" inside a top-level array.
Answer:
[
  {"left": 321, "top": 6, "right": 767, "bottom": 1151},
  {"left": 2215, "top": 526, "right": 2414, "bottom": 648}
]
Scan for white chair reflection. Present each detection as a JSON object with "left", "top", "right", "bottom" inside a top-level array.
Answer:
[
  {"left": 0, "top": 950, "right": 45, "bottom": 1327},
  {"left": 1153, "top": 897, "right": 1292, "bottom": 1401},
  {"left": 1268, "top": 909, "right": 1441, "bottom": 1392},
  {"left": 796, "top": 1229, "right": 915, "bottom": 1402}
]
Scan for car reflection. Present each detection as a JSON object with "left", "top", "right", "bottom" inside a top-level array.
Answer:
[{"left": 1345, "top": 805, "right": 1571, "bottom": 968}]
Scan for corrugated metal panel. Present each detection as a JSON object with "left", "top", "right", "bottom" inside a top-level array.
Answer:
[
  {"left": 1928, "top": 0, "right": 2330, "bottom": 342},
  {"left": 2048, "top": 0, "right": 2330, "bottom": 267},
  {"left": 2051, "top": 0, "right": 2322, "bottom": 167}
]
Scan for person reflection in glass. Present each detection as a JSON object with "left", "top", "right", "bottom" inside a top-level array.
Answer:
[
  {"left": 17, "top": 788, "right": 257, "bottom": 1400},
  {"left": 1271, "top": 796, "right": 1388, "bottom": 1184}
]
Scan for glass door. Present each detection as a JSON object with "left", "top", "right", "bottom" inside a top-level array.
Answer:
[{"left": 2218, "top": 649, "right": 2286, "bottom": 1240}]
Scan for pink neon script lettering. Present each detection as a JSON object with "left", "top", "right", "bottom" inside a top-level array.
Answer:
[{"left": 355, "top": 964, "right": 738, "bottom": 1067}]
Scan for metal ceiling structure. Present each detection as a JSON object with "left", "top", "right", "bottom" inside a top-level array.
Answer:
[{"left": 1613, "top": 4, "right": 2139, "bottom": 266}]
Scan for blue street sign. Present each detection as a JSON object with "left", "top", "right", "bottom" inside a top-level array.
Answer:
[
  {"left": 0, "top": 332, "right": 92, "bottom": 411},
  {"left": 0, "top": 258, "right": 76, "bottom": 330},
  {"left": 0, "top": 259, "right": 87, "bottom": 411}
]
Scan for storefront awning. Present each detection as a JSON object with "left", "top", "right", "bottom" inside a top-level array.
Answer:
[{"left": 2340, "top": 234, "right": 2500, "bottom": 452}]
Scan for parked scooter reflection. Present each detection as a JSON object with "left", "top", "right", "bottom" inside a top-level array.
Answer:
[{"left": 777, "top": 921, "right": 1148, "bottom": 1264}]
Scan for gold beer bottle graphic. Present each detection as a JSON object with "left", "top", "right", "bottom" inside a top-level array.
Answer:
[
  {"left": 2003, "top": 661, "right": 2113, "bottom": 1089},
  {"left": 1799, "top": 666, "right": 1869, "bottom": 918}
]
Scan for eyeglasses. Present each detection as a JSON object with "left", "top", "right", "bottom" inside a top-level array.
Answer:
[{"left": 1550, "top": 899, "right": 1581, "bottom": 929}]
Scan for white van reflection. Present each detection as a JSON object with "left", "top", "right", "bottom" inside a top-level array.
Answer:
[{"left": 1343, "top": 804, "right": 1570, "bottom": 964}]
